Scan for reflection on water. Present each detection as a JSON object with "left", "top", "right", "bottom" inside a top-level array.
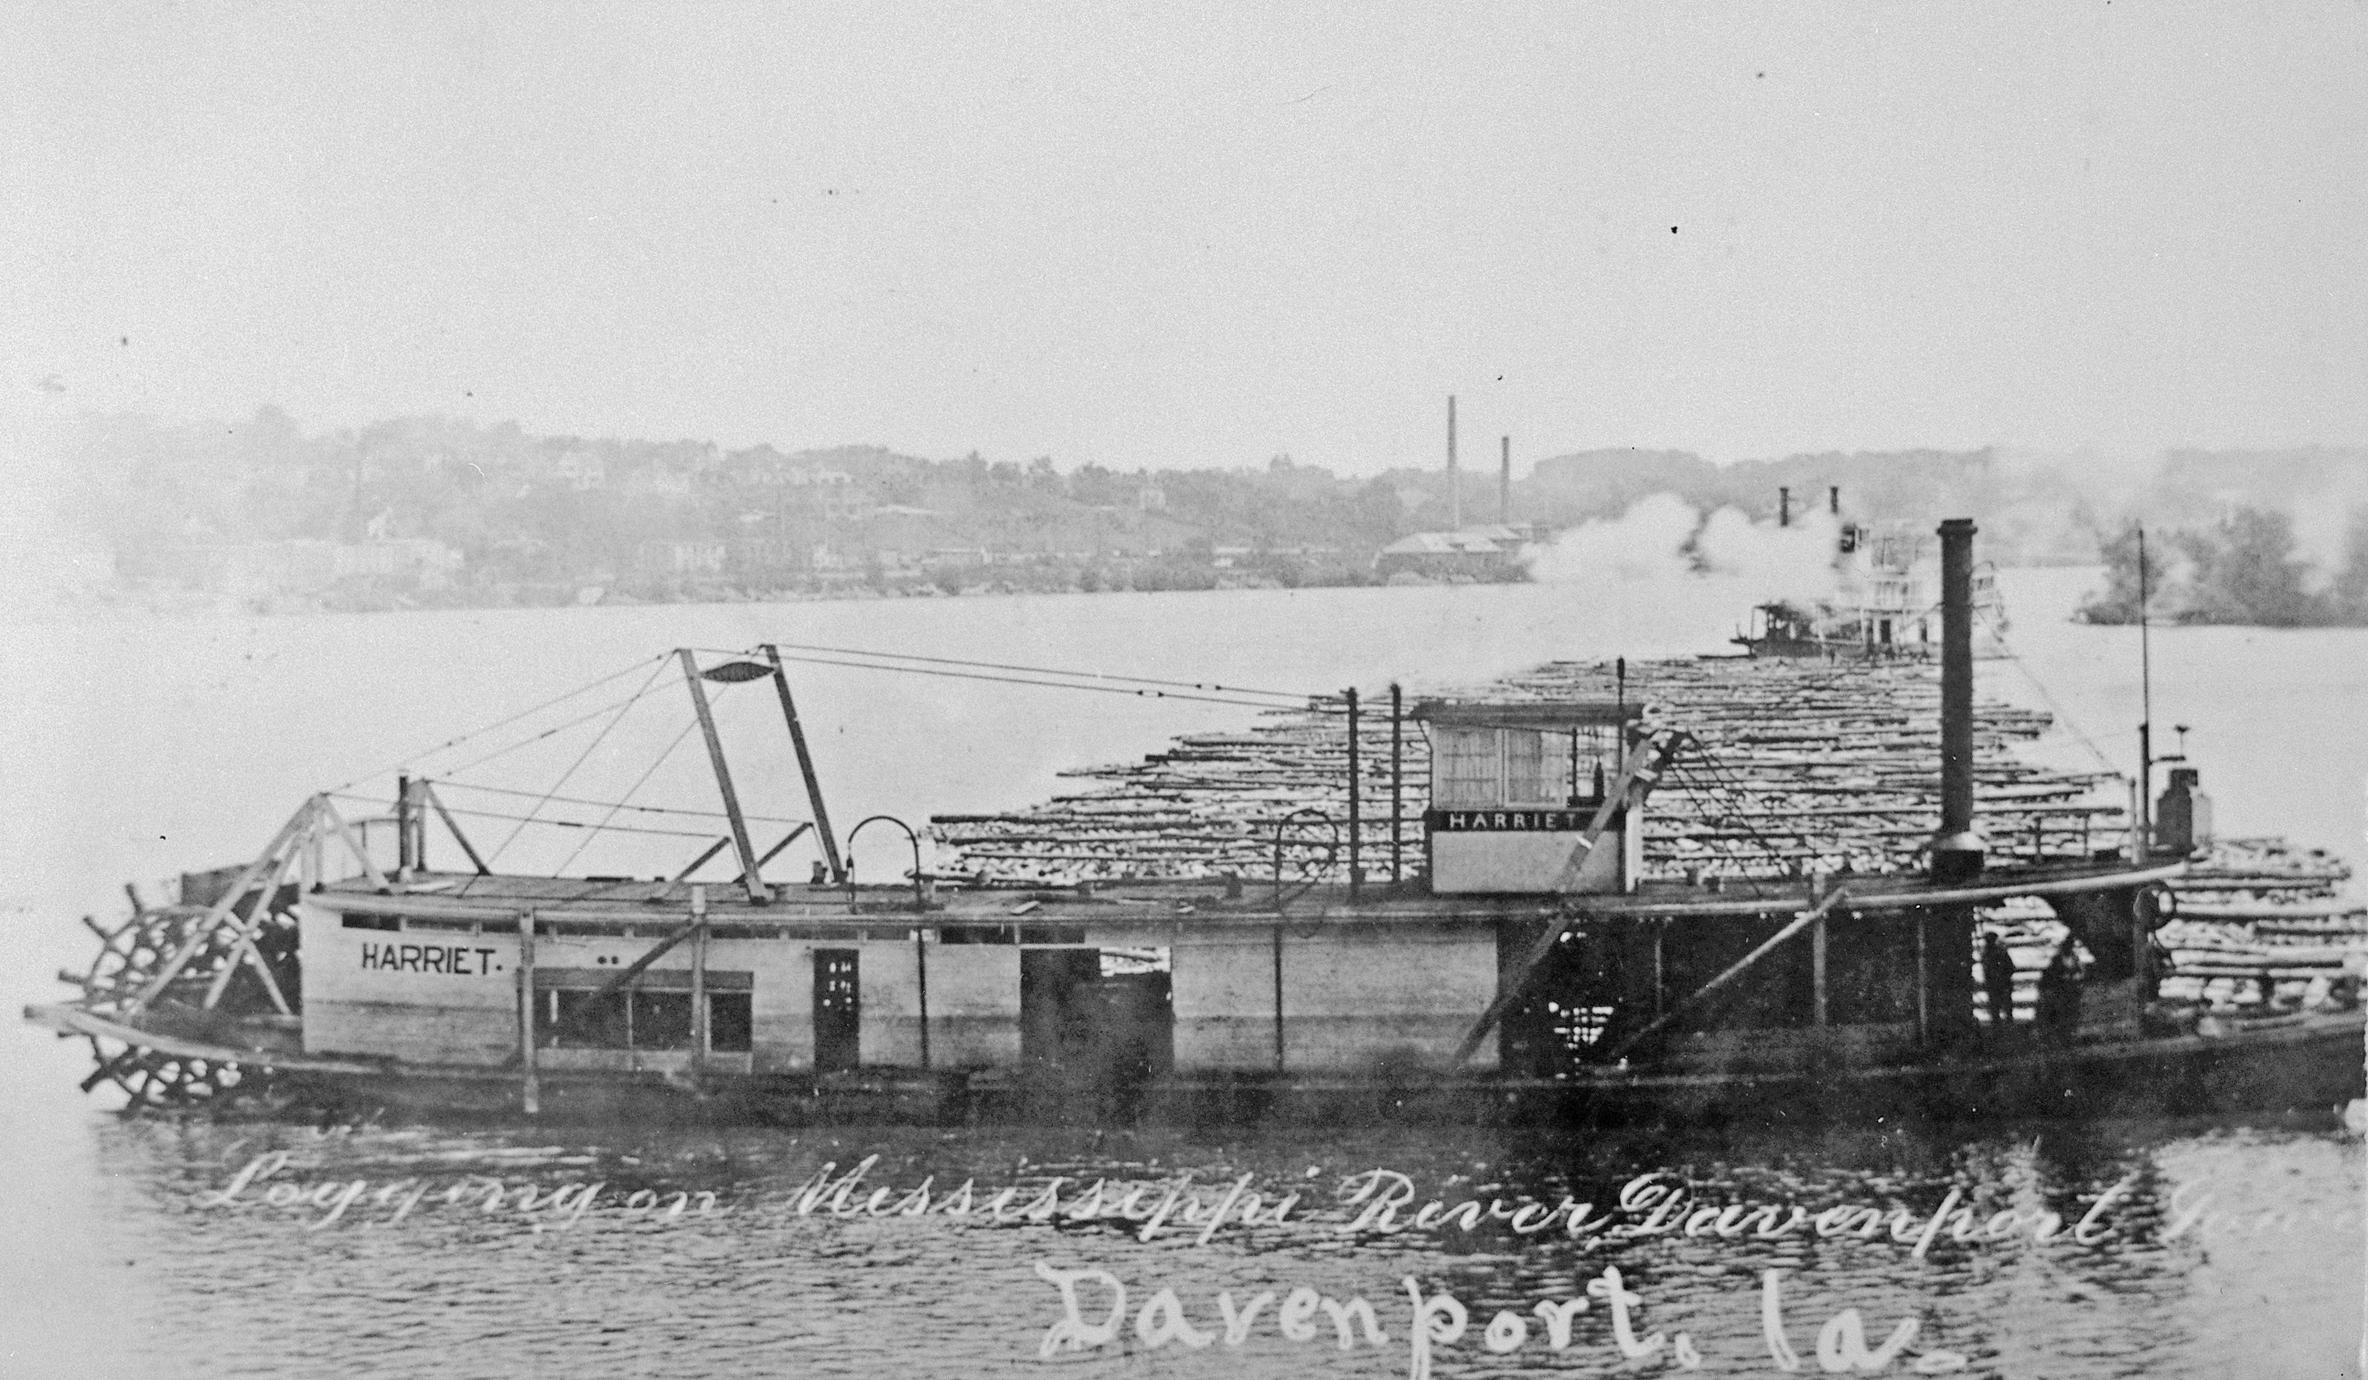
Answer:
[{"left": 55, "top": 1111, "right": 2363, "bottom": 1378}]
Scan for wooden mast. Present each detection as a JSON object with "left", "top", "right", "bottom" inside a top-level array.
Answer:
[
  {"left": 762, "top": 644, "right": 846, "bottom": 883},
  {"left": 678, "top": 649, "right": 771, "bottom": 904}
]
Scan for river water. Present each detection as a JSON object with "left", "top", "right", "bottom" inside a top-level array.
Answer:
[{"left": 1, "top": 568, "right": 2361, "bottom": 1378}]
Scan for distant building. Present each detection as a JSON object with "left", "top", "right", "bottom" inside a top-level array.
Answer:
[
  {"left": 1374, "top": 527, "right": 1531, "bottom": 581},
  {"left": 636, "top": 540, "right": 726, "bottom": 578}
]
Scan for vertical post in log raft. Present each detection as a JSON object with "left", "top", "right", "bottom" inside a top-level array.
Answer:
[
  {"left": 1346, "top": 687, "right": 1361, "bottom": 901},
  {"left": 1811, "top": 896, "right": 1830, "bottom": 1028},
  {"left": 1930, "top": 519, "right": 1985, "bottom": 883},
  {"left": 518, "top": 911, "right": 540, "bottom": 1116},
  {"left": 1271, "top": 924, "right": 1286, "bottom": 1072},
  {"left": 1389, "top": 683, "right": 1404, "bottom": 885},
  {"left": 689, "top": 886, "right": 709, "bottom": 1073},
  {"left": 1914, "top": 911, "right": 1931, "bottom": 1045},
  {"left": 915, "top": 928, "right": 931, "bottom": 1071},
  {"left": 680, "top": 649, "right": 772, "bottom": 905}
]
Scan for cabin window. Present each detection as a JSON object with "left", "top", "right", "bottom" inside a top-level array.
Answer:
[
  {"left": 532, "top": 971, "right": 755, "bottom": 1054},
  {"left": 341, "top": 913, "right": 401, "bottom": 931},
  {"left": 1432, "top": 728, "right": 1502, "bottom": 806},
  {"left": 1431, "top": 725, "right": 1617, "bottom": 808},
  {"left": 1503, "top": 729, "right": 1549, "bottom": 803},
  {"left": 709, "top": 992, "right": 753, "bottom": 1053},
  {"left": 538, "top": 989, "right": 630, "bottom": 1049}
]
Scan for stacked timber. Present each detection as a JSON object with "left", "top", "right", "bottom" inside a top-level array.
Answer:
[
  {"left": 2156, "top": 838, "right": 2366, "bottom": 1008},
  {"left": 929, "top": 657, "right": 2127, "bottom": 886}
]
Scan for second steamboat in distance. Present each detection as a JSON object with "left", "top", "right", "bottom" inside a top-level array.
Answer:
[{"left": 27, "top": 519, "right": 2367, "bottom": 1126}]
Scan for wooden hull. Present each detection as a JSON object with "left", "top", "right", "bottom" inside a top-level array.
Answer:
[{"left": 77, "top": 1006, "right": 2356, "bottom": 1129}]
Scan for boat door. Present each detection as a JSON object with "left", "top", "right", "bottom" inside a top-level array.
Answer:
[
  {"left": 1020, "top": 948, "right": 1100, "bottom": 1067},
  {"left": 1021, "top": 948, "right": 1175, "bottom": 1103},
  {"left": 813, "top": 949, "right": 860, "bottom": 1072}
]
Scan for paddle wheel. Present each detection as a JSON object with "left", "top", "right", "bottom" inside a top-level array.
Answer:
[
  {"left": 61, "top": 889, "right": 293, "bottom": 1107},
  {"left": 50, "top": 797, "right": 363, "bottom": 1111}
]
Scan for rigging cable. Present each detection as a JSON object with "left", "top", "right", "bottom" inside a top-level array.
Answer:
[
  {"left": 752, "top": 649, "right": 1304, "bottom": 710},
  {"left": 433, "top": 687, "right": 669, "bottom": 779},
  {"left": 425, "top": 779, "right": 803, "bottom": 826},
  {"left": 322, "top": 793, "right": 723, "bottom": 841},
  {"left": 550, "top": 713, "right": 710, "bottom": 877},
  {"left": 486, "top": 656, "right": 673, "bottom": 864},
  {"left": 700, "top": 641, "right": 1309, "bottom": 702},
  {"left": 330, "top": 653, "right": 672, "bottom": 793},
  {"left": 1982, "top": 624, "right": 2125, "bottom": 781}
]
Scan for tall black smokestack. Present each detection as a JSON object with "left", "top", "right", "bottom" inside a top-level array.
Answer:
[
  {"left": 1931, "top": 518, "right": 1985, "bottom": 882},
  {"left": 1499, "top": 436, "right": 1511, "bottom": 525},
  {"left": 1829, "top": 485, "right": 1840, "bottom": 516},
  {"left": 1778, "top": 487, "right": 1791, "bottom": 528},
  {"left": 1447, "top": 396, "right": 1460, "bottom": 530}
]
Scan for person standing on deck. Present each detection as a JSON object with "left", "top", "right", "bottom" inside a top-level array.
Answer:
[
  {"left": 2035, "top": 939, "right": 2083, "bottom": 1041},
  {"left": 1982, "top": 932, "right": 2017, "bottom": 1029}
]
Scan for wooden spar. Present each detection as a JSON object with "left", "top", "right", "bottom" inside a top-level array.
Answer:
[
  {"left": 732, "top": 823, "right": 814, "bottom": 886},
  {"left": 1346, "top": 686, "right": 1361, "bottom": 901},
  {"left": 409, "top": 777, "right": 428, "bottom": 874},
  {"left": 126, "top": 802, "right": 313, "bottom": 1017},
  {"left": 198, "top": 841, "right": 299, "bottom": 1014},
  {"left": 680, "top": 649, "right": 771, "bottom": 905},
  {"left": 1439, "top": 733, "right": 1686, "bottom": 1060},
  {"left": 517, "top": 911, "right": 539, "bottom": 1115},
  {"left": 1546, "top": 730, "right": 1690, "bottom": 890},
  {"left": 762, "top": 645, "right": 845, "bottom": 883},
  {"left": 672, "top": 836, "right": 733, "bottom": 884},
  {"left": 316, "top": 797, "right": 394, "bottom": 893},
  {"left": 1602, "top": 886, "right": 1853, "bottom": 1064},
  {"left": 1390, "top": 683, "right": 1404, "bottom": 883},
  {"left": 569, "top": 915, "right": 704, "bottom": 1007},
  {"left": 396, "top": 774, "right": 414, "bottom": 876},
  {"left": 1447, "top": 734, "right": 1691, "bottom": 1067},
  {"left": 689, "top": 886, "right": 709, "bottom": 1073},
  {"left": 423, "top": 782, "right": 491, "bottom": 875},
  {"left": 526, "top": 905, "right": 714, "bottom": 1058}
]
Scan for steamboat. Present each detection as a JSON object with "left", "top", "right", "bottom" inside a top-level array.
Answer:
[
  {"left": 1732, "top": 486, "right": 2010, "bottom": 660},
  {"left": 26, "top": 521, "right": 2366, "bottom": 1125}
]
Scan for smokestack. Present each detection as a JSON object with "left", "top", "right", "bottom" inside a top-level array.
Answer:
[
  {"left": 1447, "top": 396, "right": 1461, "bottom": 530},
  {"left": 1931, "top": 517, "right": 1985, "bottom": 883},
  {"left": 1829, "top": 485, "right": 1840, "bottom": 516},
  {"left": 1778, "top": 487, "right": 1791, "bottom": 528},
  {"left": 1499, "top": 436, "right": 1511, "bottom": 525}
]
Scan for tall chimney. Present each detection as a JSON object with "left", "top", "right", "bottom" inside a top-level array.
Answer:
[
  {"left": 1779, "top": 487, "right": 1791, "bottom": 528},
  {"left": 1439, "top": 400, "right": 1458, "bottom": 534},
  {"left": 1829, "top": 485, "right": 1840, "bottom": 516},
  {"left": 1499, "top": 436, "right": 1511, "bottom": 525},
  {"left": 1931, "top": 517, "right": 1985, "bottom": 882}
]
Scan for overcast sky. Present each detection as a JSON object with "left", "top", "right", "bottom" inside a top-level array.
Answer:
[{"left": 6, "top": 4, "right": 2364, "bottom": 473}]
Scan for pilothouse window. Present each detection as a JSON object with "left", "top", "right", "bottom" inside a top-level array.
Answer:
[{"left": 1431, "top": 725, "right": 1618, "bottom": 808}]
